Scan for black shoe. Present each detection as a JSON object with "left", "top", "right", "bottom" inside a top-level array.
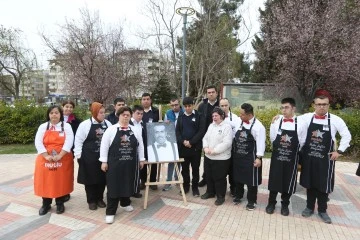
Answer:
[
  {"left": 150, "top": 185, "right": 158, "bottom": 190},
  {"left": 318, "top": 212, "right": 332, "bottom": 224},
  {"left": 265, "top": 204, "right": 275, "bottom": 214},
  {"left": 233, "top": 198, "right": 241, "bottom": 205},
  {"left": 215, "top": 197, "right": 225, "bottom": 206},
  {"left": 246, "top": 203, "right": 256, "bottom": 211},
  {"left": 39, "top": 205, "right": 51, "bottom": 216},
  {"left": 192, "top": 188, "right": 200, "bottom": 197},
  {"left": 89, "top": 202, "right": 97, "bottom": 210},
  {"left": 56, "top": 204, "right": 65, "bottom": 214},
  {"left": 200, "top": 192, "right": 215, "bottom": 199},
  {"left": 97, "top": 200, "right": 107, "bottom": 208},
  {"left": 140, "top": 182, "right": 146, "bottom": 190},
  {"left": 63, "top": 194, "right": 70, "bottom": 202},
  {"left": 281, "top": 205, "right": 289, "bottom": 216},
  {"left": 132, "top": 192, "right": 143, "bottom": 198},
  {"left": 198, "top": 179, "right": 207, "bottom": 187},
  {"left": 301, "top": 208, "right": 314, "bottom": 217}
]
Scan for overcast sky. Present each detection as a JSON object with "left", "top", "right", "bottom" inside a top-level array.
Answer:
[{"left": 0, "top": 0, "right": 265, "bottom": 68}]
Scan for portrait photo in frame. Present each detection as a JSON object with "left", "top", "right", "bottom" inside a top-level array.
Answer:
[{"left": 146, "top": 122, "right": 179, "bottom": 162}]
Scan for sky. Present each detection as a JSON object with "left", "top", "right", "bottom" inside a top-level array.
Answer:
[{"left": 0, "top": 0, "right": 265, "bottom": 68}]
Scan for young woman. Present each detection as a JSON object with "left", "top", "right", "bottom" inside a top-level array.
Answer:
[{"left": 34, "top": 105, "right": 74, "bottom": 215}]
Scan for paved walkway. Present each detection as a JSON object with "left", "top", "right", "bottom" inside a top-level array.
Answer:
[{"left": 0, "top": 154, "right": 359, "bottom": 239}]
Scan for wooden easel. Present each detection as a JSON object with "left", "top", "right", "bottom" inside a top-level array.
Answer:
[{"left": 143, "top": 158, "right": 187, "bottom": 209}]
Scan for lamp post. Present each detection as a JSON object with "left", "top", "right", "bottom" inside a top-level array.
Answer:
[{"left": 176, "top": 7, "right": 195, "bottom": 100}]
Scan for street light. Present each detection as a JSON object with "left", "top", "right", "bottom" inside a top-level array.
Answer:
[{"left": 176, "top": 7, "right": 195, "bottom": 100}]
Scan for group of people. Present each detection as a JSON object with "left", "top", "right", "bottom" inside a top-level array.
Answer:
[{"left": 34, "top": 87, "right": 352, "bottom": 225}]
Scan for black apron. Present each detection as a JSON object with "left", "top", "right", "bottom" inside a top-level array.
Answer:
[
  {"left": 268, "top": 118, "right": 300, "bottom": 194},
  {"left": 300, "top": 115, "right": 335, "bottom": 193},
  {"left": 77, "top": 118, "right": 108, "bottom": 185},
  {"left": 106, "top": 127, "right": 139, "bottom": 198},
  {"left": 232, "top": 120, "right": 262, "bottom": 186}
]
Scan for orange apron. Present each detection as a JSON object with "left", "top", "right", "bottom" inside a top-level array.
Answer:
[{"left": 34, "top": 128, "right": 74, "bottom": 198}]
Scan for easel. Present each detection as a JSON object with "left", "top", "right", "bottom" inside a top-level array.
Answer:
[{"left": 143, "top": 158, "right": 187, "bottom": 209}]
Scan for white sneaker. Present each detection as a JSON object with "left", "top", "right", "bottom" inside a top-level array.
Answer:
[
  {"left": 105, "top": 215, "right": 114, "bottom": 224},
  {"left": 120, "top": 205, "right": 134, "bottom": 212}
]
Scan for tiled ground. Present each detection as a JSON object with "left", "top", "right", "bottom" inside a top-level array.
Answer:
[{"left": 0, "top": 154, "right": 359, "bottom": 239}]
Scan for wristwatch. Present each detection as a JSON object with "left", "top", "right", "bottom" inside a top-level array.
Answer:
[{"left": 337, "top": 150, "right": 344, "bottom": 154}]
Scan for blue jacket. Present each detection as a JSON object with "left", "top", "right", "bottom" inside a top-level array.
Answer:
[{"left": 165, "top": 108, "right": 184, "bottom": 123}]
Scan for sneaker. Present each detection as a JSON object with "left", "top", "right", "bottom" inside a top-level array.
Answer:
[
  {"left": 200, "top": 192, "right": 215, "bottom": 199},
  {"left": 162, "top": 184, "right": 172, "bottom": 191},
  {"left": 198, "top": 179, "right": 207, "bottom": 187},
  {"left": 105, "top": 215, "right": 115, "bottom": 224},
  {"left": 233, "top": 198, "right": 241, "bottom": 205},
  {"left": 318, "top": 212, "right": 332, "bottom": 224},
  {"left": 281, "top": 205, "right": 289, "bottom": 216},
  {"left": 192, "top": 188, "right": 200, "bottom": 197},
  {"left": 265, "top": 204, "right": 275, "bottom": 214},
  {"left": 120, "top": 205, "right": 134, "bottom": 212},
  {"left": 246, "top": 203, "right": 256, "bottom": 211},
  {"left": 215, "top": 197, "right": 225, "bottom": 206},
  {"left": 301, "top": 208, "right": 314, "bottom": 217}
]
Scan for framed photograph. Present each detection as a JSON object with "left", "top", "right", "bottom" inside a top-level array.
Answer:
[{"left": 146, "top": 122, "right": 179, "bottom": 162}]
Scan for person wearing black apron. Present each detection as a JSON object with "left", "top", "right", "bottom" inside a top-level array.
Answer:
[
  {"left": 266, "top": 98, "right": 307, "bottom": 216},
  {"left": 300, "top": 92, "right": 351, "bottom": 224},
  {"left": 74, "top": 102, "right": 112, "bottom": 210},
  {"left": 99, "top": 106, "right": 145, "bottom": 224},
  {"left": 232, "top": 103, "right": 266, "bottom": 211}
]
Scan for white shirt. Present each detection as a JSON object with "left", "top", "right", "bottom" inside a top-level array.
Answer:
[
  {"left": 270, "top": 115, "right": 307, "bottom": 148},
  {"left": 147, "top": 140, "right": 179, "bottom": 162},
  {"left": 236, "top": 117, "right": 266, "bottom": 157},
  {"left": 299, "top": 112, "right": 351, "bottom": 152},
  {"left": 224, "top": 111, "right": 241, "bottom": 138},
  {"left": 130, "top": 117, "right": 143, "bottom": 133},
  {"left": 74, "top": 117, "right": 112, "bottom": 159},
  {"left": 203, "top": 121, "right": 233, "bottom": 160},
  {"left": 99, "top": 123, "right": 145, "bottom": 162},
  {"left": 35, "top": 121, "right": 74, "bottom": 154}
]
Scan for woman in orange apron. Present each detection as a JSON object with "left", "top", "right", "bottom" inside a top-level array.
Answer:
[{"left": 34, "top": 105, "right": 74, "bottom": 215}]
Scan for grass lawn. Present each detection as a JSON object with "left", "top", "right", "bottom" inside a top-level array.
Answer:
[{"left": 0, "top": 144, "right": 36, "bottom": 154}]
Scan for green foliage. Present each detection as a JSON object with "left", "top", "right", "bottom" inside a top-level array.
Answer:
[{"left": 151, "top": 78, "right": 176, "bottom": 104}]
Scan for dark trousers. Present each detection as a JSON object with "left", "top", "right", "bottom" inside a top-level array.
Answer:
[
  {"left": 106, "top": 195, "right": 131, "bottom": 215},
  {"left": 42, "top": 196, "right": 64, "bottom": 206},
  {"left": 306, "top": 188, "right": 328, "bottom": 213},
  {"left": 140, "top": 164, "right": 157, "bottom": 183},
  {"left": 228, "top": 156, "right": 234, "bottom": 191},
  {"left": 85, "top": 184, "right": 106, "bottom": 203},
  {"left": 268, "top": 191, "right": 292, "bottom": 206},
  {"left": 235, "top": 183, "right": 257, "bottom": 204},
  {"left": 181, "top": 151, "right": 201, "bottom": 191},
  {"left": 204, "top": 157, "right": 230, "bottom": 198}
]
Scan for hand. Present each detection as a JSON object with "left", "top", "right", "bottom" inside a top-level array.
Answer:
[
  {"left": 53, "top": 155, "right": 63, "bottom": 162},
  {"left": 271, "top": 115, "right": 280, "bottom": 124},
  {"left": 330, "top": 151, "right": 341, "bottom": 160},
  {"left": 253, "top": 158, "right": 262, "bottom": 167},
  {"left": 204, "top": 147, "right": 210, "bottom": 155},
  {"left": 139, "top": 161, "right": 145, "bottom": 169},
  {"left": 101, "top": 163, "right": 108, "bottom": 172},
  {"left": 44, "top": 155, "right": 53, "bottom": 162}
]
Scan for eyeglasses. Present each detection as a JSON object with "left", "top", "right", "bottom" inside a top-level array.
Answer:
[
  {"left": 314, "top": 103, "right": 329, "bottom": 107},
  {"left": 280, "top": 106, "right": 291, "bottom": 110},
  {"left": 220, "top": 105, "right": 228, "bottom": 107},
  {"left": 170, "top": 104, "right": 179, "bottom": 107}
]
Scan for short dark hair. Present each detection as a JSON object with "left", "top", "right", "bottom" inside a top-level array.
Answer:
[
  {"left": 46, "top": 105, "right": 64, "bottom": 122},
  {"left": 241, "top": 103, "right": 254, "bottom": 115},
  {"left": 182, "top": 97, "right": 193, "bottom": 105},
  {"left": 62, "top": 100, "right": 75, "bottom": 108},
  {"left": 132, "top": 105, "right": 144, "bottom": 112},
  {"left": 170, "top": 98, "right": 179, "bottom": 103},
  {"left": 141, "top": 93, "right": 152, "bottom": 99},
  {"left": 281, "top": 97, "right": 296, "bottom": 107},
  {"left": 116, "top": 106, "right": 133, "bottom": 117},
  {"left": 206, "top": 85, "right": 217, "bottom": 92},
  {"left": 114, "top": 97, "right": 125, "bottom": 105},
  {"left": 212, "top": 106, "right": 225, "bottom": 120}
]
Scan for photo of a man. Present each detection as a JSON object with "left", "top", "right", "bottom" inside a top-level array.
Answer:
[{"left": 147, "top": 123, "right": 179, "bottom": 162}]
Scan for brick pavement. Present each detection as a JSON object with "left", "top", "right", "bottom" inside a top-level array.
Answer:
[{"left": 0, "top": 154, "right": 359, "bottom": 239}]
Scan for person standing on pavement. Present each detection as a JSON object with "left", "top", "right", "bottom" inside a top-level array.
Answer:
[
  {"left": 299, "top": 90, "right": 351, "bottom": 224},
  {"left": 201, "top": 107, "right": 233, "bottom": 205},
  {"left": 100, "top": 106, "right": 145, "bottom": 224},
  {"left": 176, "top": 97, "right": 206, "bottom": 196},
  {"left": 163, "top": 98, "right": 184, "bottom": 191},
  {"left": 197, "top": 85, "right": 220, "bottom": 187},
  {"left": 219, "top": 98, "right": 241, "bottom": 197},
  {"left": 140, "top": 93, "right": 160, "bottom": 190},
  {"left": 232, "top": 103, "right": 266, "bottom": 211},
  {"left": 106, "top": 97, "right": 126, "bottom": 125},
  {"left": 34, "top": 105, "right": 74, "bottom": 215},
  {"left": 74, "top": 102, "right": 112, "bottom": 210},
  {"left": 265, "top": 98, "right": 307, "bottom": 216}
]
